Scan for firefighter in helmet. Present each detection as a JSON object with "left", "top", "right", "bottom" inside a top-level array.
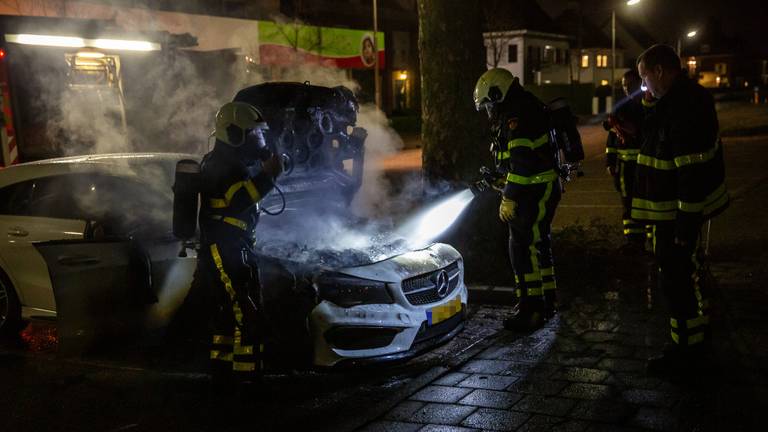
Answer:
[
  {"left": 198, "top": 101, "right": 282, "bottom": 382},
  {"left": 474, "top": 68, "right": 561, "bottom": 331}
]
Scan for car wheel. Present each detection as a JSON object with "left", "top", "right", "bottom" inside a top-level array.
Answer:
[{"left": 0, "top": 270, "right": 23, "bottom": 337}]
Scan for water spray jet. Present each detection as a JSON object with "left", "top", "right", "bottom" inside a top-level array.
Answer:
[{"left": 397, "top": 189, "right": 475, "bottom": 248}]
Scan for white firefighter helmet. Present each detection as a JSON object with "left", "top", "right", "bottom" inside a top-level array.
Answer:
[{"left": 212, "top": 101, "right": 268, "bottom": 147}]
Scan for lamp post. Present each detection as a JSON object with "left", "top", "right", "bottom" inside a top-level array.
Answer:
[
  {"left": 372, "top": 0, "right": 381, "bottom": 109},
  {"left": 677, "top": 30, "right": 698, "bottom": 56},
  {"left": 613, "top": 0, "right": 642, "bottom": 102}
]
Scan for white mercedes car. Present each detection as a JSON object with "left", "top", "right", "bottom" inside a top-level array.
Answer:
[{"left": 0, "top": 153, "right": 468, "bottom": 367}]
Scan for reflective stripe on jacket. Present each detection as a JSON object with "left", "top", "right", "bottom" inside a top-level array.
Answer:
[{"left": 631, "top": 76, "right": 728, "bottom": 239}]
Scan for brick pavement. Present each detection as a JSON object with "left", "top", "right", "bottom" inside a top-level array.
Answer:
[{"left": 358, "top": 260, "right": 767, "bottom": 432}]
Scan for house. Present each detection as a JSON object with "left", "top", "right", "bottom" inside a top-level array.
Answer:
[
  {"left": 484, "top": 30, "right": 571, "bottom": 86},
  {"left": 554, "top": 9, "right": 628, "bottom": 88},
  {"left": 482, "top": 0, "right": 571, "bottom": 86},
  {"left": 680, "top": 18, "right": 767, "bottom": 90}
]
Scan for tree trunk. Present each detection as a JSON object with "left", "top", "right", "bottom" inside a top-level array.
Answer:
[
  {"left": 417, "top": 0, "right": 514, "bottom": 286},
  {"left": 418, "top": 0, "right": 487, "bottom": 182}
]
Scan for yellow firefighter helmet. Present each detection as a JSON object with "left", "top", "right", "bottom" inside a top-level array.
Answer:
[
  {"left": 473, "top": 68, "right": 519, "bottom": 111},
  {"left": 212, "top": 101, "right": 268, "bottom": 147}
]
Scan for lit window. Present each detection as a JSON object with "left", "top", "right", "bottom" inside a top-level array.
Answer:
[
  {"left": 600, "top": 79, "right": 609, "bottom": 86},
  {"left": 596, "top": 55, "right": 608, "bottom": 68},
  {"left": 581, "top": 55, "right": 589, "bottom": 68}
]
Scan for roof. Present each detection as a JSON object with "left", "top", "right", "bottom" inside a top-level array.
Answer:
[
  {"left": 0, "top": 153, "right": 197, "bottom": 187},
  {"left": 14, "top": 152, "right": 197, "bottom": 167}
]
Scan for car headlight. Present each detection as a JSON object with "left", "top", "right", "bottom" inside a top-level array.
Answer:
[{"left": 315, "top": 272, "right": 394, "bottom": 308}]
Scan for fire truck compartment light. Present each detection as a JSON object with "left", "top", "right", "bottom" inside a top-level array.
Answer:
[
  {"left": 5, "top": 34, "right": 160, "bottom": 51},
  {"left": 77, "top": 51, "right": 106, "bottom": 58}
]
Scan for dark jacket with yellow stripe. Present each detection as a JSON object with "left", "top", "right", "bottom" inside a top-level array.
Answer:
[
  {"left": 491, "top": 89, "right": 557, "bottom": 200},
  {"left": 198, "top": 143, "right": 275, "bottom": 242},
  {"left": 631, "top": 75, "right": 728, "bottom": 240},
  {"left": 605, "top": 95, "right": 644, "bottom": 167}
]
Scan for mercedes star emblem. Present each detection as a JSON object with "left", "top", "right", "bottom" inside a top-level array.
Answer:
[{"left": 436, "top": 270, "right": 449, "bottom": 298}]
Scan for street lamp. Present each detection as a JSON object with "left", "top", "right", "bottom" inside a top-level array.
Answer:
[
  {"left": 612, "top": 0, "right": 642, "bottom": 103},
  {"left": 676, "top": 29, "right": 698, "bottom": 56}
]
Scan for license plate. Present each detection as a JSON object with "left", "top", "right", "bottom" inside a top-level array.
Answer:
[{"left": 426, "top": 296, "right": 463, "bottom": 326}]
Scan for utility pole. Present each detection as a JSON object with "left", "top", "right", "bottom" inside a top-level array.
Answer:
[
  {"left": 373, "top": 0, "right": 381, "bottom": 109},
  {"left": 611, "top": 9, "right": 616, "bottom": 102}
]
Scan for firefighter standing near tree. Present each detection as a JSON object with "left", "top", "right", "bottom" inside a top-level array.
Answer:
[
  {"left": 605, "top": 69, "right": 648, "bottom": 252},
  {"left": 198, "top": 101, "right": 282, "bottom": 382},
  {"left": 473, "top": 68, "right": 561, "bottom": 331},
  {"left": 634, "top": 45, "right": 728, "bottom": 374}
]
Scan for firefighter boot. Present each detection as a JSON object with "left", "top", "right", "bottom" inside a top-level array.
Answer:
[
  {"left": 544, "top": 291, "right": 558, "bottom": 320},
  {"left": 504, "top": 297, "right": 545, "bottom": 331}
]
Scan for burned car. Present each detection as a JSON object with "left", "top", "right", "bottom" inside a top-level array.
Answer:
[
  {"left": 0, "top": 82, "right": 468, "bottom": 368},
  {"left": 196, "top": 82, "right": 470, "bottom": 367}
]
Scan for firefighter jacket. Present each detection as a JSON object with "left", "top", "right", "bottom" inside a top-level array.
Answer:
[
  {"left": 631, "top": 75, "right": 728, "bottom": 240},
  {"left": 490, "top": 89, "right": 558, "bottom": 200},
  {"left": 605, "top": 95, "right": 644, "bottom": 167},
  {"left": 198, "top": 142, "right": 275, "bottom": 243}
]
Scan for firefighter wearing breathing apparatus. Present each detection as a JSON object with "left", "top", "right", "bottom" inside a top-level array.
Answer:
[
  {"left": 474, "top": 68, "right": 562, "bottom": 331},
  {"left": 198, "top": 101, "right": 283, "bottom": 382},
  {"left": 604, "top": 69, "right": 648, "bottom": 252}
]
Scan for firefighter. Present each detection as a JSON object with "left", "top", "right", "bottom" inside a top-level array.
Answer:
[
  {"left": 473, "top": 68, "right": 561, "bottom": 331},
  {"left": 634, "top": 45, "right": 728, "bottom": 374},
  {"left": 198, "top": 101, "right": 282, "bottom": 383},
  {"left": 605, "top": 70, "right": 646, "bottom": 252}
]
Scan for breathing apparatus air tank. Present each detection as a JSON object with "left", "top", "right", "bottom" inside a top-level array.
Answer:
[
  {"left": 173, "top": 159, "right": 201, "bottom": 241},
  {"left": 547, "top": 98, "right": 584, "bottom": 183},
  {"left": 548, "top": 98, "right": 584, "bottom": 164}
]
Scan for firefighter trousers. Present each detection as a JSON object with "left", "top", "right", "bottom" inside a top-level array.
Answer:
[
  {"left": 653, "top": 223, "right": 711, "bottom": 350},
  {"left": 507, "top": 180, "right": 561, "bottom": 307},
  {"left": 613, "top": 160, "right": 648, "bottom": 243},
  {"left": 198, "top": 240, "right": 264, "bottom": 380}
]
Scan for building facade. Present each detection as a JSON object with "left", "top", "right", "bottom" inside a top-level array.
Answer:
[{"left": 484, "top": 30, "right": 570, "bottom": 86}]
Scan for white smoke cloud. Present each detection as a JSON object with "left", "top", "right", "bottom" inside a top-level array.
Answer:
[{"left": 17, "top": 9, "right": 453, "bottom": 266}]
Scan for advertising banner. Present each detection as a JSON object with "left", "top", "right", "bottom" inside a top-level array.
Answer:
[{"left": 258, "top": 21, "right": 385, "bottom": 70}]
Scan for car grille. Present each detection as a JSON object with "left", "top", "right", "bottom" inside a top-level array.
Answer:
[
  {"left": 401, "top": 261, "right": 460, "bottom": 306},
  {"left": 324, "top": 326, "right": 401, "bottom": 350}
]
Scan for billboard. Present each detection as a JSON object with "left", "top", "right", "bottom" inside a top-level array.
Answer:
[{"left": 258, "top": 21, "right": 385, "bottom": 70}]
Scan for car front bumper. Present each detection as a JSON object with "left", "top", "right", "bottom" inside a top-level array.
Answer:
[{"left": 308, "top": 283, "right": 468, "bottom": 367}]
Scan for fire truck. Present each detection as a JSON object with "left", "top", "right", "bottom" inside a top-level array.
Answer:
[{"left": 0, "top": 15, "right": 217, "bottom": 166}]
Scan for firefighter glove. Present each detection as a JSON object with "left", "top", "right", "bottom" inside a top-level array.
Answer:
[
  {"left": 499, "top": 196, "right": 517, "bottom": 222},
  {"left": 262, "top": 152, "right": 283, "bottom": 178}
]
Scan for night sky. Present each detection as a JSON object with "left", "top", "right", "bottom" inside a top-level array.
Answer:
[{"left": 539, "top": 0, "right": 768, "bottom": 54}]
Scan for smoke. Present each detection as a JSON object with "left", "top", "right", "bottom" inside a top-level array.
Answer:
[
  {"left": 41, "top": 52, "right": 223, "bottom": 157},
  {"left": 16, "top": 9, "right": 464, "bottom": 267}
]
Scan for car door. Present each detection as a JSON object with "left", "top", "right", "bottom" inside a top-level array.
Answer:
[
  {"left": 34, "top": 239, "right": 151, "bottom": 354},
  {"left": 32, "top": 172, "right": 197, "bottom": 352},
  {"left": 0, "top": 178, "right": 87, "bottom": 315}
]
